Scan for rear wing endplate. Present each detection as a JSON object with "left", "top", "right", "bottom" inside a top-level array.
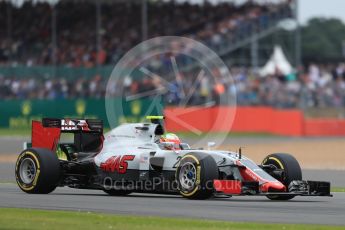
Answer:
[{"left": 29, "top": 118, "right": 103, "bottom": 151}]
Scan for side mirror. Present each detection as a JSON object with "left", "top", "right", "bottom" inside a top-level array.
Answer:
[
  {"left": 180, "top": 143, "right": 191, "bottom": 150},
  {"left": 207, "top": 142, "right": 216, "bottom": 150}
]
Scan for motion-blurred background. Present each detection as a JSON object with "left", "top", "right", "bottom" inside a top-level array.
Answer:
[
  {"left": 0, "top": 0, "right": 344, "bottom": 182},
  {"left": 0, "top": 0, "right": 345, "bottom": 134}
]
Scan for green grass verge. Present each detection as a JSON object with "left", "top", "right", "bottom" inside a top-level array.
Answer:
[
  {"left": 0, "top": 129, "right": 30, "bottom": 136},
  {"left": 331, "top": 187, "right": 345, "bottom": 193},
  {"left": 0, "top": 208, "right": 342, "bottom": 230}
]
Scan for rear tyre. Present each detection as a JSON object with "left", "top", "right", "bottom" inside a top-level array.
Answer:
[
  {"left": 176, "top": 152, "right": 218, "bottom": 200},
  {"left": 262, "top": 153, "right": 302, "bottom": 200},
  {"left": 15, "top": 148, "right": 60, "bottom": 194}
]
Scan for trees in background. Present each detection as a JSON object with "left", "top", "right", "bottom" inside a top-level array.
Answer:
[{"left": 302, "top": 18, "right": 345, "bottom": 63}]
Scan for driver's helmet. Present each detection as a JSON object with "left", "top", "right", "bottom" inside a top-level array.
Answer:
[{"left": 159, "top": 133, "right": 181, "bottom": 150}]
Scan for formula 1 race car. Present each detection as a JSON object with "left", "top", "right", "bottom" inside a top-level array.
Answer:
[{"left": 15, "top": 116, "right": 332, "bottom": 200}]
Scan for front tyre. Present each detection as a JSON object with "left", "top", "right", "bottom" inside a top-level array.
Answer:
[
  {"left": 176, "top": 152, "right": 218, "bottom": 200},
  {"left": 262, "top": 153, "right": 302, "bottom": 200},
  {"left": 15, "top": 148, "right": 60, "bottom": 194}
]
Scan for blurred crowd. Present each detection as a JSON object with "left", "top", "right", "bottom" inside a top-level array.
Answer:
[
  {"left": 0, "top": 74, "right": 106, "bottom": 99},
  {"left": 234, "top": 63, "right": 345, "bottom": 108},
  {"left": 1, "top": 63, "right": 345, "bottom": 109},
  {"left": 3, "top": 1, "right": 343, "bottom": 109},
  {"left": 0, "top": 0, "right": 291, "bottom": 66}
]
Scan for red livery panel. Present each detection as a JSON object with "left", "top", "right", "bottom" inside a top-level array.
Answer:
[{"left": 214, "top": 180, "right": 242, "bottom": 194}]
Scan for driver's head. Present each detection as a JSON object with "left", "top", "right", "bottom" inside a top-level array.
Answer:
[{"left": 160, "top": 133, "right": 181, "bottom": 150}]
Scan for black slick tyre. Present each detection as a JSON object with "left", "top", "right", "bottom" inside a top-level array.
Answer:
[
  {"left": 176, "top": 152, "right": 218, "bottom": 200},
  {"left": 262, "top": 153, "right": 302, "bottom": 200},
  {"left": 15, "top": 148, "right": 60, "bottom": 194}
]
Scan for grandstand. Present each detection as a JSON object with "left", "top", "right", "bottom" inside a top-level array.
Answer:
[
  {"left": 0, "top": 0, "right": 344, "bottom": 115},
  {"left": 0, "top": 0, "right": 292, "bottom": 66}
]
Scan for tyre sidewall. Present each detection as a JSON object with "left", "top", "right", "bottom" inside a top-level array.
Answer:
[
  {"left": 176, "top": 152, "right": 218, "bottom": 199},
  {"left": 15, "top": 150, "right": 41, "bottom": 192},
  {"left": 15, "top": 148, "right": 60, "bottom": 194},
  {"left": 176, "top": 154, "right": 201, "bottom": 197}
]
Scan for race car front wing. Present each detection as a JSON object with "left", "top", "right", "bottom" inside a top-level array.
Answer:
[{"left": 214, "top": 180, "right": 332, "bottom": 197}]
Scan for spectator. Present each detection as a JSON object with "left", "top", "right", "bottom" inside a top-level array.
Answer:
[{"left": 0, "top": 0, "right": 291, "bottom": 66}]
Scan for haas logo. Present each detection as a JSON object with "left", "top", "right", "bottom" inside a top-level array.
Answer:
[
  {"left": 100, "top": 155, "right": 135, "bottom": 174},
  {"left": 61, "top": 119, "right": 90, "bottom": 131}
]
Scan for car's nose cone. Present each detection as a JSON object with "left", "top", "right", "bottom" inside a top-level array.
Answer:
[{"left": 260, "top": 181, "right": 286, "bottom": 192}]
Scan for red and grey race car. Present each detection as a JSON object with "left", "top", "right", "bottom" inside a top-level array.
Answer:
[{"left": 15, "top": 116, "right": 331, "bottom": 200}]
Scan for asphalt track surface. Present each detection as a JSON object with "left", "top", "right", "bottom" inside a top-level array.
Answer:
[{"left": 0, "top": 184, "right": 344, "bottom": 225}]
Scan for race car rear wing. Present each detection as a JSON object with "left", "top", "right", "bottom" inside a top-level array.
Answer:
[
  {"left": 30, "top": 118, "right": 103, "bottom": 151},
  {"left": 42, "top": 118, "right": 103, "bottom": 133}
]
